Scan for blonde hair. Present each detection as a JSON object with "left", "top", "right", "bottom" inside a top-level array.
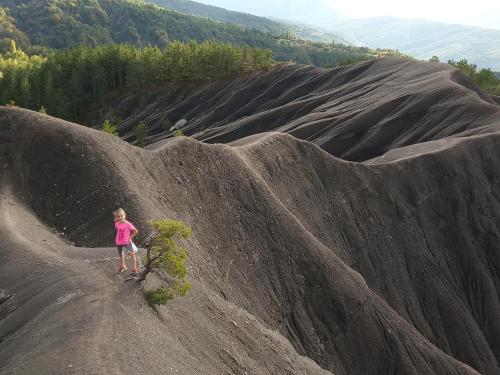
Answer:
[{"left": 113, "top": 208, "right": 126, "bottom": 218}]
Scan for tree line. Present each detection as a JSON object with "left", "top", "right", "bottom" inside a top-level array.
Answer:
[
  {"left": 0, "top": 0, "right": 401, "bottom": 71},
  {"left": 0, "top": 40, "right": 272, "bottom": 120},
  {"left": 430, "top": 56, "right": 500, "bottom": 95}
]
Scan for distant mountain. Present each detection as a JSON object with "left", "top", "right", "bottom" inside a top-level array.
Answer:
[
  {"left": 149, "top": 0, "right": 287, "bottom": 34},
  {"left": 149, "top": 0, "right": 349, "bottom": 44},
  {"left": 190, "top": 0, "right": 341, "bottom": 27},
  {"left": 161, "top": 1, "right": 500, "bottom": 70},
  {"left": 271, "top": 17, "right": 350, "bottom": 44},
  {"left": 328, "top": 17, "right": 500, "bottom": 70}
]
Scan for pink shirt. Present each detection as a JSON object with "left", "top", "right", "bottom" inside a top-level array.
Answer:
[{"left": 115, "top": 220, "right": 136, "bottom": 245}]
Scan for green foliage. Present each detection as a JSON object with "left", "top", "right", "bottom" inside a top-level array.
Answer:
[
  {"left": 370, "top": 48, "right": 412, "bottom": 59},
  {"left": 494, "top": 84, "right": 500, "bottom": 95},
  {"left": 133, "top": 121, "right": 148, "bottom": 147},
  {"left": 448, "top": 58, "right": 500, "bottom": 94},
  {"left": 154, "top": 0, "right": 350, "bottom": 45},
  {"left": 141, "top": 219, "right": 192, "bottom": 305},
  {"left": 145, "top": 286, "right": 175, "bottom": 304},
  {"left": 0, "top": 42, "right": 273, "bottom": 121},
  {"left": 148, "top": 219, "right": 191, "bottom": 278},
  {"left": 150, "top": 0, "right": 288, "bottom": 36},
  {"left": 0, "top": 0, "right": 391, "bottom": 72},
  {"left": 429, "top": 55, "right": 440, "bottom": 62},
  {"left": 476, "top": 68, "right": 499, "bottom": 91},
  {"left": 38, "top": 105, "right": 46, "bottom": 113},
  {"left": 174, "top": 280, "right": 192, "bottom": 296},
  {"left": 173, "top": 129, "right": 185, "bottom": 137},
  {"left": 448, "top": 58, "right": 477, "bottom": 79},
  {"left": 102, "top": 118, "right": 118, "bottom": 135},
  {"left": 272, "top": 37, "right": 372, "bottom": 67},
  {"left": 144, "top": 281, "right": 191, "bottom": 304},
  {"left": 0, "top": 10, "right": 30, "bottom": 51},
  {"left": 0, "top": 0, "right": 410, "bottom": 125},
  {"left": 0, "top": 0, "right": 360, "bottom": 60}
]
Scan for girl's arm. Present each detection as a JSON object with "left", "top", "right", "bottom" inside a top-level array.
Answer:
[{"left": 130, "top": 228, "right": 139, "bottom": 240}]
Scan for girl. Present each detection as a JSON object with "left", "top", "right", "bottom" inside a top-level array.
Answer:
[{"left": 113, "top": 208, "right": 139, "bottom": 275}]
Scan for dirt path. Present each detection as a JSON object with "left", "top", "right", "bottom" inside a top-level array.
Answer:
[
  {"left": 0, "top": 183, "right": 332, "bottom": 375},
  {"left": 0, "top": 184, "right": 155, "bottom": 374}
]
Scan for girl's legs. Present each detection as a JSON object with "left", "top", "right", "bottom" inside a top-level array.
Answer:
[
  {"left": 130, "top": 252, "right": 138, "bottom": 272},
  {"left": 117, "top": 246, "right": 127, "bottom": 271},
  {"left": 120, "top": 253, "right": 127, "bottom": 270}
]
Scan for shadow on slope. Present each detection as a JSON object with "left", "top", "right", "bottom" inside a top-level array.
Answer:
[{"left": 90, "top": 57, "right": 500, "bottom": 162}]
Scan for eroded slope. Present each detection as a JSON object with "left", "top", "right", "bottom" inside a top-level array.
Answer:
[
  {"left": 1, "top": 108, "right": 500, "bottom": 374},
  {"left": 95, "top": 57, "right": 500, "bottom": 161}
]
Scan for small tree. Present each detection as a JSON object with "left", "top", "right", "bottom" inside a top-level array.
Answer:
[
  {"left": 139, "top": 219, "right": 192, "bottom": 305},
  {"left": 429, "top": 55, "right": 440, "bottom": 63},
  {"left": 448, "top": 58, "right": 477, "bottom": 79},
  {"left": 102, "top": 119, "right": 118, "bottom": 135},
  {"left": 133, "top": 121, "right": 149, "bottom": 147},
  {"left": 476, "top": 68, "right": 498, "bottom": 90}
]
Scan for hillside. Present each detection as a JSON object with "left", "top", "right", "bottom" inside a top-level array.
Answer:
[
  {"left": 171, "top": 0, "right": 345, "bottom": 29},
  {"left": 272, "top": 17, "right": 351, "bottom": 44},
  {"left": 150, "top": 0, "right": 288, "bottom": 35},
  {"left": 188, "top": 2, "right": 500, "bottom": 71},
  {"left": 328, "top": 17, "right": 500, "bottom": 70},
  {"left": 0, "top": 0, "right": 276, "bottom": 49},
  {"left": 149, "top": 0, "right": 349, "bottom": 44},
  {"left": 0, "top": 0, "right": 375, "bottom": 67},
  {"left": 2, "top": 99, "right": 500, "bottom": 373},
  {"left": 88, "top": 57, "right": 500, "bottom": 161}
]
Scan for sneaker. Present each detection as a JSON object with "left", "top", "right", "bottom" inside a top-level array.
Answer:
[{"left": 117, "top": 266, "right": 128, "bottom": 273}]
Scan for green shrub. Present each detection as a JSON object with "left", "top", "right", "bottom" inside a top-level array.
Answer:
[
  {"left": 145, "top": 286, "right": 175, "bottom": 305},
  {"left": 140, "top": 219, "right": 192, "bottom": 305},
  {"left": 476, "top": 68, "right": 499, "bottom": 91},
  {"left": 102, "top": 119, "right": 118, "bottom": 135},
  {"left": 145, "top": 281, "right": 192, "bottom": 304},
  {"left": 448, "top": 58, "right": 477, "bottom": 79},
  {"left": 133, "top": 121, "right": 149, "bottom": 147},
  {"left": 174, "top": 280, "right": 192, "bottom": 296},
  {"left": 173, "top": 129, "right": 185, "bottom": 137},
  {"left": 446, "top": 59, "right": 500, "bottom": 94}
]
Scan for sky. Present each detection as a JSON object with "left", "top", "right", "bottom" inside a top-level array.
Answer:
[
  {"left": 199, "top": 0, "right": 500, "bottom": 30},
  {"left": 324, "top": 0, "right": 500, "bottom": 29}
]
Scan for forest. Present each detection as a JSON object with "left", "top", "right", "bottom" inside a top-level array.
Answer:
[
  {"left": 431, "top": 56, "right": 500, "bottom": 94},
  {"left": 0, "top": 40, "right": 272, "bottom": 120},
  {"left": 0, "top": 0, "right": 399, "bottom": 67}
]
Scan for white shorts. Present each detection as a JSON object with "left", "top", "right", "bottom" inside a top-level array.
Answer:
[{"left": 117, "top": 241, "right": 138, "bottom": 255}]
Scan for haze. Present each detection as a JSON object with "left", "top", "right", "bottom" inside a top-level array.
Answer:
[{"left": 199, "top": 0, "right": 500, "bottom": 30}]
